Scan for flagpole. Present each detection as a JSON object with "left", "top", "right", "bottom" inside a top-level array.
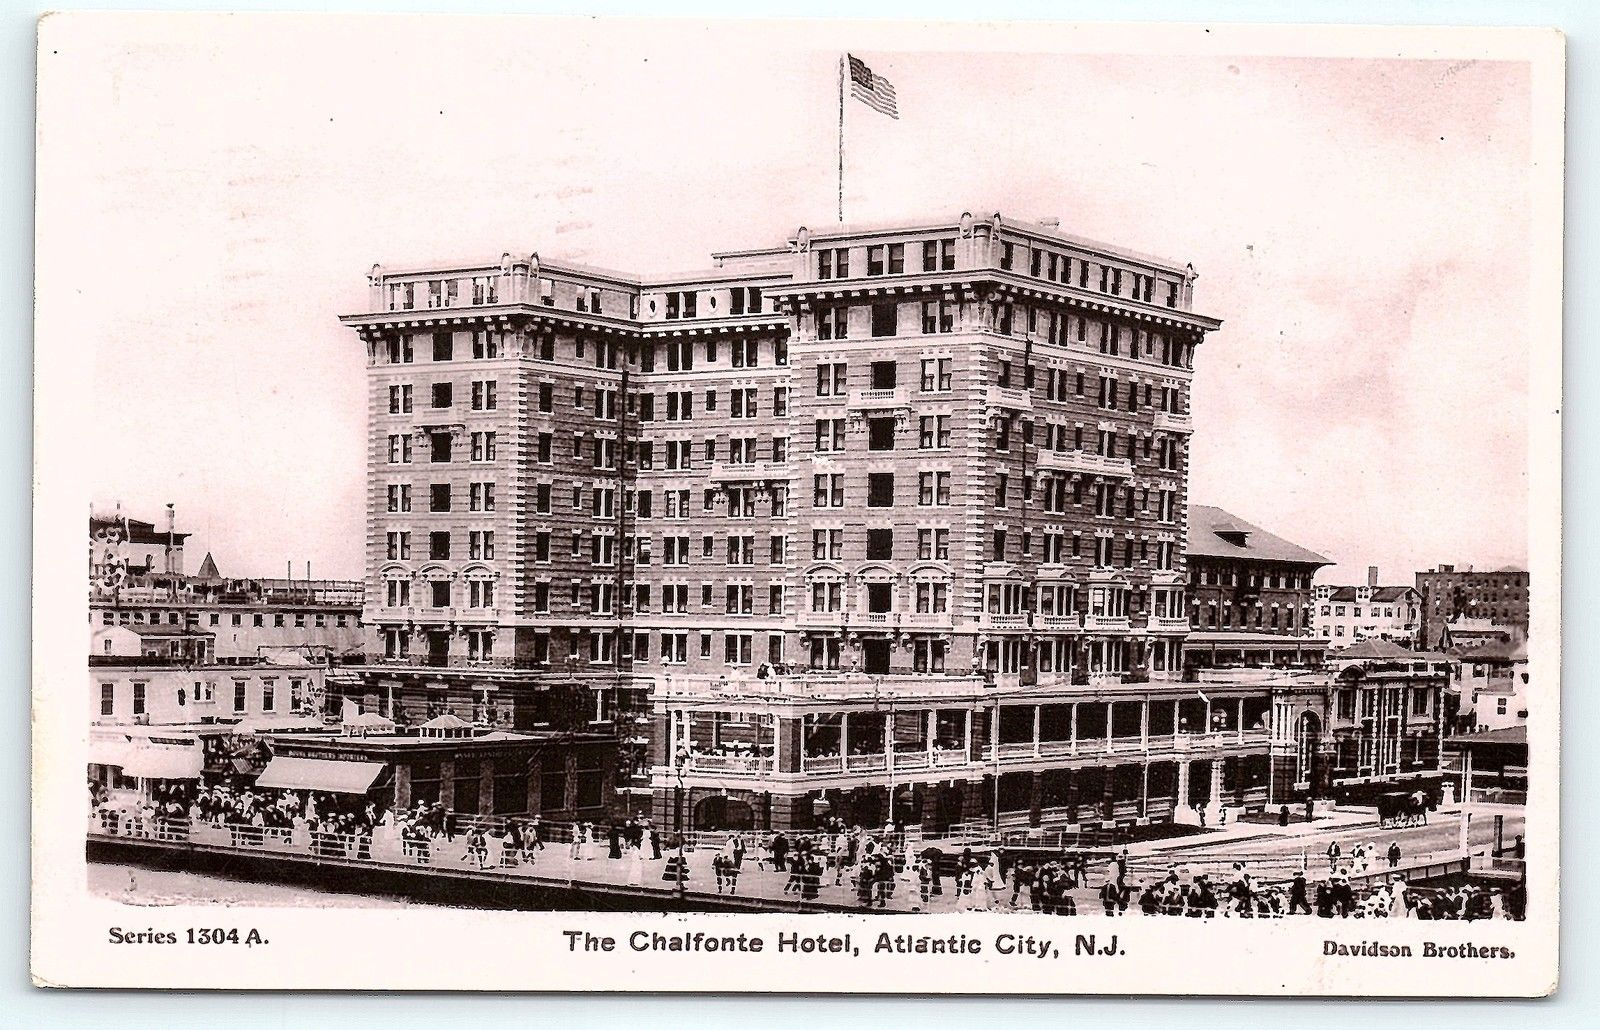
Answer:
[{"left": 837, "top": 55, "right": 845, "bottom": 223}]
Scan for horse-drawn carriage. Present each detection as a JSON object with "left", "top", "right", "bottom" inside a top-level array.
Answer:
[{"left": 1376, "top": 789, "right": 1434, "bottom": 829}]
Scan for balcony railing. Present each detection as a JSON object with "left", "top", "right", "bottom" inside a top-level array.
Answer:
[
  {"left": 1154, "top": 410, "right": 1194, "bottom": 434},
  {"left": 981, "top": 613, "right": 1030, "bottom": 629},
  {"left": 1037, "top": 614, "right": 1081, "bottom": 630},
  {"left": 1083, "top": 615, "right": 1132, "bottom": 632},
  {"left": 847, "top": 387, "right": 911, "bottom": 411},
  {"left": 984, "top": 385, "right": 1034, "bottom": 412},
  {"left": 707, "top": 460, "right": 791, "bottom": 486},
  {"left": 684, "top": 753, "right": 775, "bottom": 774},
  {"left": 1034, "top": 449, "right": 1135, "bottom": 478},
  {"left": 367, "top": 655, "right": 542, "bottom": 671},
  {"left": 1149, "top": 616, "right": 1189, "bottom": 632},
  {"left": 977, "top": 729, "right": 1272, "bottom": 764}
]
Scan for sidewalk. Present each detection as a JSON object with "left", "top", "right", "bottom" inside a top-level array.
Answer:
[{"left": 1119, "top": 807, "right": 1381, "bottom": 859}]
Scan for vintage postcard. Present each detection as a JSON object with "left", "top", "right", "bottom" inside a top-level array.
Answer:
[{"left": 31, "top": 13, "right": 1562, "bottom": 995}]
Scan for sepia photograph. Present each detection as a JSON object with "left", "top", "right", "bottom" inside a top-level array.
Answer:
[{"left": 31, "top": 13, "right": 1562, "bottom": 995}]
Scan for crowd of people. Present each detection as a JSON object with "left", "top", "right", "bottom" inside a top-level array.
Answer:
[
  {"left": 1088, "top": 849, "right": 1525, "bottom": 920},
  {"left": 90, "top": 781, "right": 1525, "bottom": 919}
]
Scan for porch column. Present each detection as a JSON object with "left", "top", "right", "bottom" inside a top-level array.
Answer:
[
  {"left": 840, "top": 712, "right": 850, "bottom": 764},
  {"left": 1105, "top": 702, "right": 1115, "bottom": 754},
  {"left": 1208, "top": 760, "right": 1224, "bottom": 808},
  {"left": 884, "top": 710, "right": 895, "bottom": 771},
  {"left": 1069, "top": 702, "right": 1079, "bottom": 755},
  {"left": 1174, "top": 699, "right": 1181, "bottom": 745},
  {"left": 1032, "top": 704, "right": 1042, "bottom": 756},
  {"left": 1237, "top": 696, "right": 1247, "bottom": 742},
  {"left": 1140, "top": 698, "right": 1150, "bottom": 752},
  {"left": 1176, "top": 760, "right": 1191, "bottom": 808},
  {"left": 962, "top": 708, "right": 972, "bottom": 758},
  {"left": 1140, "top": 762, "right": 1151, "bottom": 818}
]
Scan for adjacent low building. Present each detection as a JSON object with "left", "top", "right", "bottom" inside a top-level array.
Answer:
[
  {"left": 1311, "top": 567, "right": 1422, "bottom": 647},
  {"left": 91, "top": 509, "right": 367, "bottom": 664},
  {"left": 1454, "top": 638, "right": 1529, "bottom": 732},
  {"left": 1266, "top": 639, "right": 1451, "bottom": 803},
  {"left": 1183, "top": 504, "right": 1330, "bottom": 672},
  {"left": 259, "top": 718, "right": 618, "bottom": 822},
  {"left": 651, "top": 670, "right": 1276, "bottom": 834}
]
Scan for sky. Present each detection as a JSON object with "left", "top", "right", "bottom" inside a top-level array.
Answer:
[{"left": 46, "top": 16, "right": 1536, "bottom": 584}]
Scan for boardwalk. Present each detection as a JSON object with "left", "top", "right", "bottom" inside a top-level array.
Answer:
[{"left": 87, "top": 806, "right": 1523, "bottom": 916}]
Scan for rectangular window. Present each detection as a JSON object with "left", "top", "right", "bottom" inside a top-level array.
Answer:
[{"left": 870, "top": 302, "right": 898, "bottom": 338}]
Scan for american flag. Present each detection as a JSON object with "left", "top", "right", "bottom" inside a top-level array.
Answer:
[{"left": 847, "top": 54, "right": 898, "bottom": 119}]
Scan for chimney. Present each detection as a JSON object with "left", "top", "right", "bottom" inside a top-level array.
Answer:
[
  {"left": 1367, "top": 565, "right": 1379, "bottom": 588},
  {"left": 164, "top": 503, "right": 176, "bottom": 574}
]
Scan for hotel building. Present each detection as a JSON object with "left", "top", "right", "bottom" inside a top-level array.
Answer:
[
  {"left": 1183, "top": 504, "right": 1330, "bottom": 672},
  {"left": 1416, "top": 564, "right": 1530, "bottom": 650},
  {"left": 340, "top": 210, "right": 1259, "bottom": 830}
]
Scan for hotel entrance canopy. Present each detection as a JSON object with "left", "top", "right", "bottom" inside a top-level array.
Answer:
[{"left": 254, "top": 757, "right": 388, "bottom": 794}]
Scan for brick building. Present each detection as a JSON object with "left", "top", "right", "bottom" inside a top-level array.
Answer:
[
  {"left": 1416, "top": 564, "right": 1530, "bottom": 650},
  {"left": 1183, "top": 504, "right": 1330, "bottom": 672},
  {"left": 339, "top": 210, "right": 1228, "bottom": 827}
]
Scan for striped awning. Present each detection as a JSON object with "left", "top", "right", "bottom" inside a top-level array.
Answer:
[{"left": 254, "top": 757, "right": 388, "bottom": 794}]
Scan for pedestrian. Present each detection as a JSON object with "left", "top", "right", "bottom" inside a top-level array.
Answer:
[
  {"left": 647, "top": 820, "right": 661, "bottom": 860},
  {"left": 1326, "top": 840, "right": 1341, "bottom": 871},
  {"left": 1279, "top": 804, "right": 1290, "bottom": 827},
  {"left": 769, "top": 831, "right": 789, "bottom": 874},
  {"left": 626, "top": 835, "right": 645, "bottom": 886},
  {"left": 608, "top": 822, "right": 622, "bottom": 860},
  {"left": 712, "top": 852, "right": 730, "bottom": 894},
  {"left": 1305, "top": 797, "right": 1315, "bottom": 824},
  {"left": 1115, "top": 848, "right": 1129, "bottom": 888},
  {"left": 1011, "top": 861, "right": 1033, "bottom": 908},
  {"left": 1289, "top": 870, "right": 1311, "bottom": 915},
  {"left": 1100, "top": 873, "right": 1123, "bottom": 917},
  {"left": 1387, "top": 841, "right": 1402, "bottom": 869}
]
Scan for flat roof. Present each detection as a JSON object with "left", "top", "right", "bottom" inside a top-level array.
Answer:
[{"left": 1444, "top": 725, "right": 1527, "bottom": 748}]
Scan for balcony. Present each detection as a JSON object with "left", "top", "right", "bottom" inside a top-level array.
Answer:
[
  {"left": 1037, "top": 614, "right": 1081, "bottom": 631},
  {"left": 1083, "top": 614, "right": 1132, "bottom": 632},
  {"left": 1034, "top": 449, "right": 1135, "bottom": 478},
  {"left": 984, "top": 385, "right": 1034, "bottom": 413},
  {"left": 1148, "top": 616, "right": 1190, "bottom": 633},
  {"left": 795, "top": 610, "right": 846, "bottom": 629},
  {"left": 684, "top": 753, "right": 775, "bottom": 775},
  {"left": 1154, "top": 410, "right": 1193, "bottom": 434},
  {"left": 847, "top": 387, "right": 910, "bottom": 412},
  {"left": 980, "top": 612, "right": 1030, "bottom": 630},
  {"left": 708, "top": 461, "right": 791, "bottom": 486},
  {"left": 1173, "top": 729, "right": 1272, "bottom": 752}
]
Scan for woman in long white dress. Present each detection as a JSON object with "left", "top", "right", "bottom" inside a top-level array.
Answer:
[
  {"left": 627, "top": 834, "right": 646, "bottom": 885},
  {"left": 569, "top": 823, "right": 584, "bottom": 861},
  {"left": 579, "top": 822, "right": 598, "bottom": 861}
]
